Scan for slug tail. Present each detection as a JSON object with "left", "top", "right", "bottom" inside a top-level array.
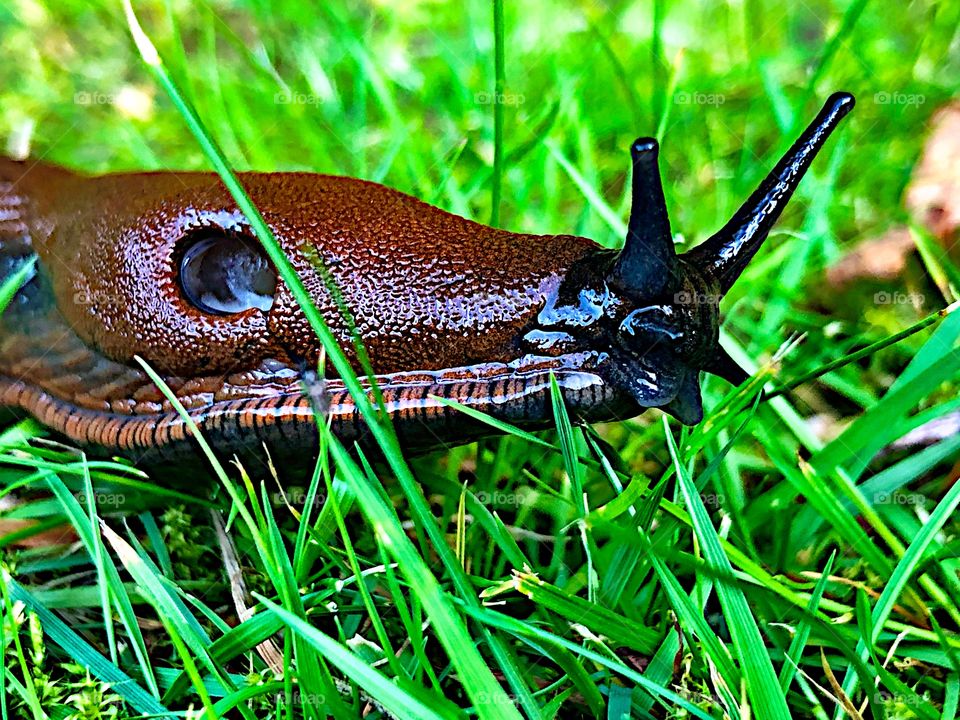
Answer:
[{"left": 686, "top": 92, "right": 855, "bottom": 292}]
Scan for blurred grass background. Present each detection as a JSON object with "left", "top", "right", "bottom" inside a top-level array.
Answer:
[{"left": 2, "top": 0, "right": 960, "bottom": 718}]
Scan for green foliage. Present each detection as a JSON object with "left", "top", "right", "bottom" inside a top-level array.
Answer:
[
  {"left": 1, "top": 603, "right": 130, "bottom": 719},
  {"left": 160, "top": 505, "right": 212, "bottom": 581},
  {"left": 1, "top": 0, "right": 960, "bottom": 718}
]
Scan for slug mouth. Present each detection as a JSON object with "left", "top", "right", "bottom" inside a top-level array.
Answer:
[{"left": 603, "top": 348, "right": 703, "bottom": 424}]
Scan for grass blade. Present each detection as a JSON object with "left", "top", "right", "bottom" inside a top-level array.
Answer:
[{"left": 665, "top": 418, "right": 791, "bottom": 719}]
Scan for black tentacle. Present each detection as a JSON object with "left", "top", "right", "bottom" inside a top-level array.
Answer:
[
  {"left": 685, "top": 92, "right": 854, "bottom": 292},
  {"left": 608, "top": 138, "right": 677, "bottom": 298}
]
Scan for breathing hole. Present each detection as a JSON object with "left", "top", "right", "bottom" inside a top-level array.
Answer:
[{"left": 179, "top": 233, "right": 277, "bottom": 315}]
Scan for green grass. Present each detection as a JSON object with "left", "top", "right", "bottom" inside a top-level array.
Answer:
[{"left": 2, "top": 0, "right": 960, "bottom": 718}]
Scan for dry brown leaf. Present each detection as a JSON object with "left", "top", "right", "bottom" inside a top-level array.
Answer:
[
  {"left": 210, "top": 510, "right": 285, "bottom": 676},
  {"left": 0, "top": 519, "right": 78, "bottom": 548},
  {"left": 906, "top": 102, "right": 960, "bottom": 240},
  {"left": 820, "top": 648, "right": 865, "bottom": 720},
  {"left": 826, "top": 227, "right": 916, "bottom": 288},
  {"left": 828, "top": 101, "right": 960, "bottom": 289}
]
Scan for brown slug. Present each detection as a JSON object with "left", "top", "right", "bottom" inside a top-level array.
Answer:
[{"left": 0, "top": 93, "right": 854, "bottom": 467}]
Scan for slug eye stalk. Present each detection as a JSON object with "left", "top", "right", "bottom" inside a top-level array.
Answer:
[
  {"left": 608, "top": 91, "right": 855, "bottom": 301},
  {"left": 608, "top": 137, "right": 677, "bottom": 298},
  {"left": 686, "top": 91, "right": 855, "bottom": 292}
]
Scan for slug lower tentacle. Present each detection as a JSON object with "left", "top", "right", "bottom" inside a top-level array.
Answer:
[{"left": 0, "top": 93, "right": 854, "bottom": 468}]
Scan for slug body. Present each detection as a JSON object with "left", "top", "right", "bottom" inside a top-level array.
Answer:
[{"left": 0, "top": 94, "right": 853, "bottom": 468}]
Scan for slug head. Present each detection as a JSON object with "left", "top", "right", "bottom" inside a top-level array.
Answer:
[{"left": 530, "top": 92, "right": 855, "bottom": 424}]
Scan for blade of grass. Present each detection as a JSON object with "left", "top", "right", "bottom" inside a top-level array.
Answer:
[
  {"left": 79, "top": 459, "right": 118, "bottom": 666},
  {"left": 665, "top": 418, "right": 792, "bottom": 719},
  {"left": 0, "top": 577, "right": 46, "bottom": 720},
  {"left": 325, "top": 432, "right": 530, "bottom": 719},
  {"left": 779, "top": 551, "right": 836, "bottom": 692},
  {"left": 0, "top": 257, "right": 36, "bottom": 312},
  {"left": 256, "top": 594, "right": 461, "bottom": 720},
  {"left": 766, "top": 302, "right": 959, "bottom": 400},
  {"left": 507, "top": 570, "right": 661, "bottom": 654},
  {"left": 460, "top": 602, "right": 714, "bottom": 720},
  {"left": 838, "top": 448, "right": 960, "bottom": 706},
  {"left": 647, "top": 551, "right": 740, "bottom": 688},
  {"left": 490, "top": 0, "right": 505, "bottom": 227},
  {"left": 257, "top": 482, "right": 350, "bottom": 718},
  {"left": 43, "top": 473, "right": 160, "bottom": 699},
  {"left": 98, "top": 522, "right": 254, "bottom": 712}
]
